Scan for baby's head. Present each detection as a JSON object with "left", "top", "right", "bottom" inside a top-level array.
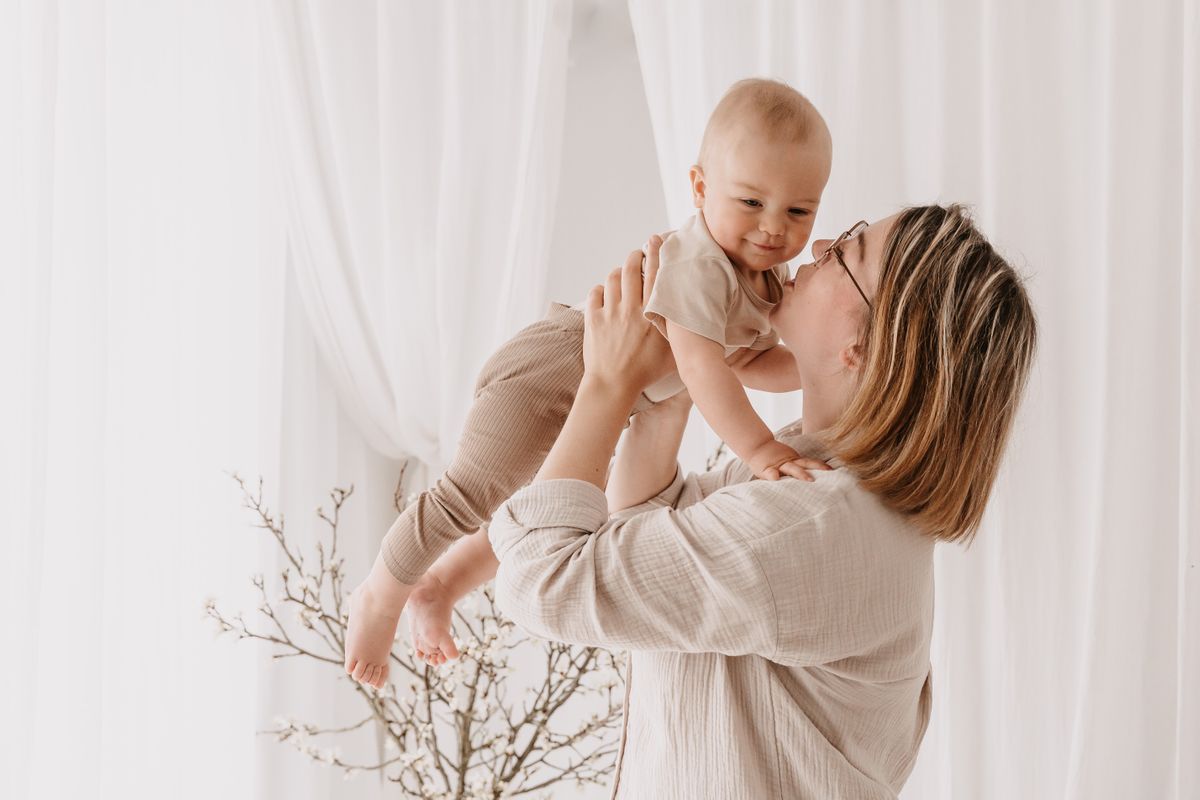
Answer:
[{"left": 691, "top": 78, "right": 832, "bottom": 272}]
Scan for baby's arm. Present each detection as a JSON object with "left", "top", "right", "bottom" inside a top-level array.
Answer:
[
  {"left": 666, "top": 320, "right": 820, "bottom": 480},
  {"left": 733, "top": 344, "right": 803, "bottom": 393}
]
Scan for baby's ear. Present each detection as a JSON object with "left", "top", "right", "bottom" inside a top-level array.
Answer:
[{"left": 688, "top": 165, "right": 706, "bottom": 208}]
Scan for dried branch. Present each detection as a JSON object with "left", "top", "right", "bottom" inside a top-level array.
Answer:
[{"left": 208, "top": 472, "right": 625, "bottom": 798}]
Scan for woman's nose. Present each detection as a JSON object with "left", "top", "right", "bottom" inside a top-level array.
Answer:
[{"left": 812, "top": 239, "right": 833, "bottom": 260}]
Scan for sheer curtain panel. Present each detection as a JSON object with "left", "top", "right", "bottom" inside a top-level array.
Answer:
[
  {"left": 260, "top": 0, "right": 573, "bottom": 474},
  {"left": 0, "top": 3, "right": 270, "bottom": 798}
]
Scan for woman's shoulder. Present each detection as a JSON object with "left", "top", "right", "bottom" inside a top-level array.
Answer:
[{"left": 716, "top": 447, "right": 926, "bottom": 548}]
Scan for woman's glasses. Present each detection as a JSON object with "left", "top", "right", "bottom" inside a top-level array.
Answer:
[{"left": 815, "top": 220, "right": 872, "bottom": 309}]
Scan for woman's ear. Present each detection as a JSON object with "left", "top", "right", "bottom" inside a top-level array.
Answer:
[
  {"left": 688, "top": 165, "right": 706, "bottom": 208},
  {"left": 839, "top": 342, "right": 865, "bottom": 372}
]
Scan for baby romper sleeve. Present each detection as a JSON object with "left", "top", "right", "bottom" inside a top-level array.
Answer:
[{"left": 643, "top": 251, "right": 738, "bottom": 347}]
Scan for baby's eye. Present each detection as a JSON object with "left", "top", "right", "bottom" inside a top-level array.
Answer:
[
  {"left": 789, "top": 208, "right": 811, "bottom": 216},
  {"left": 741, "top": 199, "right": 762, "bottom": 208}
]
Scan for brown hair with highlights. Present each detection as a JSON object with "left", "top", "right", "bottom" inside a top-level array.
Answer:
[{"left": 827, "top": 204, "right": 1038, "bottom": 546}]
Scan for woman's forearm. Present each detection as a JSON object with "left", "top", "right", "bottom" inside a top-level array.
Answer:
[
  {"left": 605, "top": 401, "right": 690, "bottom": 512},
  {"left": 533, "top": 375, "right": 641, "bottom": 488}
]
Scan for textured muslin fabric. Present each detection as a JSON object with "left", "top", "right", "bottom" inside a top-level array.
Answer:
[
  {"left": 380, "top": 302, "right": 657, "bottom": 584},
  {"left": 489, "top": 425, "right": 935, "bottom": 799},
  {"left": 641, "top": 210, "right": 789, "bottom": 402}
]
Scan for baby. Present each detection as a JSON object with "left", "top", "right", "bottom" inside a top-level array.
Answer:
[{"left": 344, "top": 78, "right": 833, "bottom": 687}]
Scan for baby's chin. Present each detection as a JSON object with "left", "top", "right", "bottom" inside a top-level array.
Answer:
[{"left": 742, "top": 246, "right": 803, "bottom": 270}]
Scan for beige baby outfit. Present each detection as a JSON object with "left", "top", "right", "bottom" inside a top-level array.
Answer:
[
  {"left": 381, "top": 209, "right": 789, "bottom": 585},
  {"left": 642, "top": 210, "right": 789, "bottom": 401}
]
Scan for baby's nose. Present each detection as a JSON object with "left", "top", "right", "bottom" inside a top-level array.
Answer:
[{"left": 761, "top": 218, "right": 786, "bottom": 236}]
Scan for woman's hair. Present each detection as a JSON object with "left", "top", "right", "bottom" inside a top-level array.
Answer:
[{"left": 826, "top": 204, "right": 1037, "bottom": 546}]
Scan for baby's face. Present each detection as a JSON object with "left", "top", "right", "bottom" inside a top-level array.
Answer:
[{"left": 692, "top": 133, "right": 830, "bottom": 273}]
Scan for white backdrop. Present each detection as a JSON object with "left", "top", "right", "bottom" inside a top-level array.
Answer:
[
  {"left": 2, "top": 1, "right": 1196, "bottom": 799},
  {"left": 0, "top": 2, "right": 269, "bottom": 797}
]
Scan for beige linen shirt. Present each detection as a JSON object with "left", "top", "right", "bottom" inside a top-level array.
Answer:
[
  {"left": 640, "top": 211, "right": 790, "bottom": 402},
  {"left": 488, "top": 423, "right": 935, "bottom": 799}
]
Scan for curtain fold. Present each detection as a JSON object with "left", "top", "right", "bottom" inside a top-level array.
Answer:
[
  {"left": 260, "top": 0, "right": 573, "bottom": 473},
  {"left": 626, "top": 1, "right": 1198, "bottom": 798}
]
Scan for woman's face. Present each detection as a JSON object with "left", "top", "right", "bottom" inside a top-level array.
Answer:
[{"left": 770, "top": 213, "right": 899, "bottom": 384}]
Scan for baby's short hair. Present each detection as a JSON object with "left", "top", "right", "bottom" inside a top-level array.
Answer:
[{"left": 697, "top": 78, "right": 829, "bottom": 167}]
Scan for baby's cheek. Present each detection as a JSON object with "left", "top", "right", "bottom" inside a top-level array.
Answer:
[{"left": 789, "top": 224, "right": 816, "bottom": 258}]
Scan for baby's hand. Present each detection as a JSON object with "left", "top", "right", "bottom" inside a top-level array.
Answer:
[
  {"left": 746, "top": 439, "right": 832, "bottom": 482},
  {"left": 407, "top": 574, "right": 460, "bottom": 666}
]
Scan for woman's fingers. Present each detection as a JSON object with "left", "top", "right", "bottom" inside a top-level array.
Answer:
[
  {"left": 643, "top": 235, "right": 662, "bottom": 305},
  {"left": 595, "top": 244, "right": 656, "bottom": 316},
  {"left": 621, "top": 248, "right": 644, "bottom": 310},
  {"left": 605, "top": 265, "right": 624, "bottom": 309},
  {"left": 585, "top": 283, "right": 604, "bottom": 313}
]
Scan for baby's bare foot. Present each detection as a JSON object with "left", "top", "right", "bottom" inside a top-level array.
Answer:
[
  {"left": 344, "top": 559, "right": 411, "bottom": 689},
  {"left": 408, "top": 574, "right": 460, "bottom": 666}
]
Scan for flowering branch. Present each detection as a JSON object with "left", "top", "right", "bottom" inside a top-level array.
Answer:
[{"left": 206, "top": 472, "right": 625, "bottom": 798}]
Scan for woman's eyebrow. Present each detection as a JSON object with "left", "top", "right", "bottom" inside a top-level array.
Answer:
[{"left": 857, "top": 231, "right": 867, "bottom": 264}]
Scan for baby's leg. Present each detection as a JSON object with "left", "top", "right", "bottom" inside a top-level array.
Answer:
[
  {"left": 345, "top": 308, "right": 584, "bottom": 686},
  {"left": 379, "top": 312, "right": 586, "bottom": 584}
]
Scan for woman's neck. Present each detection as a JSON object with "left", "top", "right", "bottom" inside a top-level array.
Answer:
[{"left": 799, "top": 375, "right": 853, "bottom": 434}]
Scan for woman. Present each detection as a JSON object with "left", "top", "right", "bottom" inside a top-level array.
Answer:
[{"left": 486, "top": 204, "right": 1038, "bottom": 799}]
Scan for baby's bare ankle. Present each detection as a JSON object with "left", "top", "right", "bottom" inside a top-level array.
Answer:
[{"left": 358, "top": 559, "right": 411, "bottom": 611}]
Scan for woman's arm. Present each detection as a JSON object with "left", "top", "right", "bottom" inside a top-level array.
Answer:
[
  {"left": 605, "top": 391, "right": 692, "bottom": 513},
  {"left": 532, "top": 241, "right": 678, "bottom": 489}
]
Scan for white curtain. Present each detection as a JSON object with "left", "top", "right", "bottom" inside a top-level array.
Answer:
[
  {"left": 1, "top": 3, "right": 577, "bottom": 799},
  {"left": 0, "top": 2, "right": 272, "bottom": 797},
  {"left": 255, "top": 4, "right": 576, "bottom": 795},
  {"left": 260, "top": 0, "right": 573, "bottom": 473},
  {"left": 627, "top": 1, "right": 1199, "bottom": 798}
]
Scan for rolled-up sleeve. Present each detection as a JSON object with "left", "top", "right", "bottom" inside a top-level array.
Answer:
[{"left": 487, "top": 474, "right": 784, "bottom": 657}]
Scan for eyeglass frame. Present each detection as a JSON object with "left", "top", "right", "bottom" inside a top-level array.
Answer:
[{"left": 814, "top": 220, "right": 873, "bottom": 309}]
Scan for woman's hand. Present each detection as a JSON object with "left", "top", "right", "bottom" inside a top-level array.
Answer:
[{"left": 582, "top": 235, "right": 676, "bottom": 393}]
